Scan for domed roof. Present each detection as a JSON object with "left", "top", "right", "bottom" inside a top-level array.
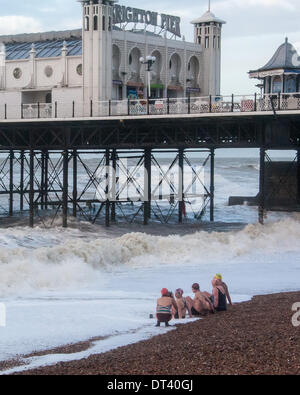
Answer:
[
  {"left": 191, "top": 10, "right": 226, "bottom": 25},
  {"left": 250, "top": 38, "right": 300, "bottom": 73},
  {"left": 260, "top": 38, "right": 300, "bottom": 70}
]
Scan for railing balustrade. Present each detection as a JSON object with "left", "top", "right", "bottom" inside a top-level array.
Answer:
[{"left": 1, "top": 93, "right": 300, "bottom": 121}]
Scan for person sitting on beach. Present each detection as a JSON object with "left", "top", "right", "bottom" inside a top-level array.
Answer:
[
  {"left": 156, "top": 288, "right": 178, "bottom": 327},
  {"left": 185, "top": 283, "right": 214, "bottom": 316},
  {"left": 172, "top": 288, "right": 189, "bottom": 319},
  {"left": 211, "top": 274, "right": 232, "bottom": 312}
]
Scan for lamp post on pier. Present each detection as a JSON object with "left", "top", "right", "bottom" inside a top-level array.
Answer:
[{"left": 139, "top": 56, "right": 156, "bottom": 99}]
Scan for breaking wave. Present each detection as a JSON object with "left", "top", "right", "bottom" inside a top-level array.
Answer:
[
  {"left": 218, "top": 163, "right": 259, "bottom": 171},
  {"left": 1, "top": 216, "right": 300, "bottom": 296}
]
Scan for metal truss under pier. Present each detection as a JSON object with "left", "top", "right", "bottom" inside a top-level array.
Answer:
[
  {"left": 0, "top": 148, "right": 215, "bottom": 227},
  {"left": 0, "top": 111, "right": 300, "bottom": 227}
]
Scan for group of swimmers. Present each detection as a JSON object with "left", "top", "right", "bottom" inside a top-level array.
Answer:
[{"left": 155, "top": 274, "right": 232, "bottom": 327}]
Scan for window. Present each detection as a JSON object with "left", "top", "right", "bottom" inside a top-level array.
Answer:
[
  {"left": 205, "top": 37, "right": 209, "bottom": 49},
  {"left": 129, "top": 54, "right": 132, "bottom": 65},
  {"left": 213, "top": 36, "right": 216, "bottom": 48},
  {"left": 45, "top": 93, "right": 52, "bottom": 104},
  {"left": 13, "top": 68, "right": 22, "bottom": 79},
  {"left": 84, "top": 16, "right": 89, "bottom": 31},
  {"left": 44, "top": 66, "right": 53, "bottom": 78},
  {"left": 198, "top": 36, "right": 201, "bottom": 44},
  {"left": 93, "top": 15, "right": 98, "bottom": 30},
  {"left": 272, "top": 76, "right": 282, "bottom": 93},
  {"left": 108, "top": 16, "right": 112, "bottom": 31},
  {"left": 76, "top": 64, "right": 83, "bottom": 76},
  {"left": 102, "top": 15, "right": 106, "bottom": 31},
  {"left": 285, "top": 76, "right": 296, "bottom": 93}
]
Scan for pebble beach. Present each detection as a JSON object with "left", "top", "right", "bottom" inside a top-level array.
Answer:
[{"left": 4, "top": 291, "right": 299, "bottom": 375}]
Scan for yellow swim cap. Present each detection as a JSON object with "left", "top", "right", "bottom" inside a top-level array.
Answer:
[{"left": 215, "top": 274, "right": 222, "bottom": 280}]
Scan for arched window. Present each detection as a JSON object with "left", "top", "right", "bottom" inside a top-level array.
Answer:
[
  {"left": 205, "top": 36, "right": 209, "bottom": 49},
  {"left": 84, "top": 16, "right": 89, "bottom": 31},
  {"left": 102, "top": 15, "right": 106, "bottom": 31},
  {"left": 93, "top": 15, "right": 98, "bottom": 31}
]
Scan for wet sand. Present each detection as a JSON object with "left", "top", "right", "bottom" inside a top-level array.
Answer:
[{"left": 6, "top": 291, "right": 300, "bottom": 375}]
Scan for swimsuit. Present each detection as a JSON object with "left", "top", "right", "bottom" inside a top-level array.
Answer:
[
  {"left": 191, "top": 307, "right": 201, "bottom": 316},
  {"left": 157, "top": 303, "right": 172, "bottom": 323},
  {"left": 212, "top": 287, "right": 227, "bottom": 312},
  {"left": 157, "top": 305, "right": 171, "bottom": 314}
]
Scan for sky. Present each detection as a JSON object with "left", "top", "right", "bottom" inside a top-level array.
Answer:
[{"left": 0, "top": 0, "right": 300, "bottom": 95}]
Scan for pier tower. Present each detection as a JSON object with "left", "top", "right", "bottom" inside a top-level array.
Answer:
[
  {"left": 79, "top": 0, "right": 115, "bottom": 111},
  {"left": 191, "top": 2, "right": 225, "bottom": 96}
]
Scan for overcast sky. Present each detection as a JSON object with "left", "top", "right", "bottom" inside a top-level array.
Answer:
[{"left": 0, "top": 0, "right": 300, "bottom": 96}]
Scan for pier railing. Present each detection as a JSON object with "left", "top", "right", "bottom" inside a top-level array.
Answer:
[{"left": 1, "top": 93, "right": 300, "bottom": 120}]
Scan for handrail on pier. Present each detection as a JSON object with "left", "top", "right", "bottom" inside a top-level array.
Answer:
[{"left": 1, "top": 92, "right": 300, "bottom": 121}]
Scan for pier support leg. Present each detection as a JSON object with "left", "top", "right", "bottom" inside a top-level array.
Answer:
[
  {"left": 259, "top": 148, "right": 266, "bottom": 225},
  {"left": 45, "top": 151, "right": 49, "bottom": 210},
  {"left": 178, "top": 148, "right": 184, "bottom": 223},
  {"left": 41, "top": 151, "right": 45, "bottom": 210},
  {"left": 144, "top": 148, "right": 152, "bottom": 225},
  {"left": 20, "top": 150, "right": 24, "bottom": 212},
  {"left": 210, "top": 148, "right": 215, "bottom": 222},
  {"left": 73, "top": 149, "right": 77, "bottom": 218},
  {"left": 62, "top": 150, "right": 69, "bottom": 228},
  {"left": 105, "top": 149, "right": 110, "bottom": 227},
  {"left": 297, "top": 149, "right": 300, "bottom": 205},
  {"left": 9, "top": 150, "right": 14, "bottom": 217},
  {"left": 111, "top": 149, "right": 117, "bottom": 222},
  {"left": 29, "top": 150, "right": 34, "bottom": 228}
]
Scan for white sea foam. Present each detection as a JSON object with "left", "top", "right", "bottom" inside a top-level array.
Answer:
[{"left": 0, "top": 215, "right": 300, "bottom": 297}]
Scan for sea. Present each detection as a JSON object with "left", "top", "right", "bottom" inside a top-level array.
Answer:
[{"left": 0, "top": 154, "right": 299, "bottom": 373}]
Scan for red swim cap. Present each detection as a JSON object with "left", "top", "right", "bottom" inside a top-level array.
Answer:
[{"left": 161, "top": 288, "right": 169, "bottom": 296}]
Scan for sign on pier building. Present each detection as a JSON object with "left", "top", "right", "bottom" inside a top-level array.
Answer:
[{"left": 0, "top": 0, "right": 225, "bottom": 118}]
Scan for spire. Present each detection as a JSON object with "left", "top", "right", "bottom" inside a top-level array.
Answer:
[
  {"left": 30, "top": 43, "right": 36, "bottom": 54},
  {"left": 285, "top": 37, "right": 289, "bottom": 65},
  {"left": 61, "top": 41, "right": 68, "bottom": 56},
  {"left": 29, "top": 43, "right": 36, "bottom": 59},
  {"left": 190, "top": 0, "right": 225, "bottom": 25}
]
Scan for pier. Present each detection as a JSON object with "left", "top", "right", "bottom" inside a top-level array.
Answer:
[{"left": 0, "top": 93, "right": 300, "bottom": 227}]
